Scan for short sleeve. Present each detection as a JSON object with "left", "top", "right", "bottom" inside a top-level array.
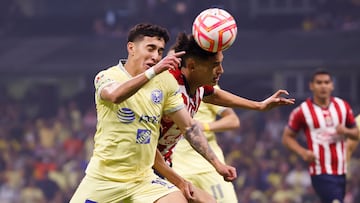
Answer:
[
  {"left": 94, "top": 70, "right": 116, "bottom": 98},
  {"left": 288, "top": 106, "right": 305, "bottom": 132},
  {"left": 344, "top": 101, "right": 356, "bottom": 128}
]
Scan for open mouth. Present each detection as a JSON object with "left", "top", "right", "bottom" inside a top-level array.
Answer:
[{"left": 145, "top": 63, "right": 154, "bottom": 69}]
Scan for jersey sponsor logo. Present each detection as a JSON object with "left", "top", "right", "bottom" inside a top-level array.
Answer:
[
  {"left": 151, "top": 89, "right": 163, "bottom": 104},
  {"left": 85, "top": 200, "right": 97, "bottom": 203},
  {"left": 136, "top": 129, "right": 151, "bottom": 144},
  {"left": 117, "top": 108, "right": 135, "bottom": 123},
  {"left": 151, "top": 177, "right": 176, "bottom": 189},
  {"left": 313, "top": 128, "right": 342, "bottom": 144},
  {"left": 139, "top": 114, "right": 160, "bottom": 124}
]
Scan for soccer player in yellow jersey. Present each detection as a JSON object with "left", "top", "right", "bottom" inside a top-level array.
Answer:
[
  {"left": 172, "top": 94, "right": 241, "bottom": 203},
  {"left": 347, "top": 114, "right": 360, "bottom": 162},
  {"left": 70, "top": 23, "right": 235, "bottom": 203}
]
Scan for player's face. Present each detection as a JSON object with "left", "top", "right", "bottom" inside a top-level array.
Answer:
[
  {"left": 129, "top": 36, "right": 165, "bottom": 73},
  {"left": 194, "top": 52, "right": 224, "bottom": 86},
  {"left": 309, "top": 74, "right": 334, "bottom": 100}
]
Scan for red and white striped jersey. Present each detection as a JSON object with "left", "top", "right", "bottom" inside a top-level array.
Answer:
[
  {"left": 158, "top": 69, "right": 214, "bottom": 163},
  {"left": 288, "top": 97, "right": 357, "bottom": 175}
]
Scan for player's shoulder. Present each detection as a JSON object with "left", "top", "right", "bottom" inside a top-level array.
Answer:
[
  {"left": 156, "top": 70, "right": 179, "bottom": 83},
  {"left": 333, "top": 96, "right": 351, "bottom": 106},
  {"left": 95, "top": 65, "right": 118, "bottom": 78}
]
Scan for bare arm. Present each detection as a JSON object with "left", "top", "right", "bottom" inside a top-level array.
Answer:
[
  {"left": 153, "top": 150, "right": 216, "bottom": 202},
  {"left": 153, "top": 149, "right": 194, "bottom": 199},
  {"left": 101, "top": 52, "right": 184, "bottom": 103},
  {"left": 167, "top": 108, "right": 237, "bottom": 181},
  {"left": 202, "top": 108, "right": 240, "bottom": 132},
  {"left": 203, "top": 88, "right": 295, "bottom": 111},
  {"left": 282, "top": 126, "right": 315, "bottom": 163}
]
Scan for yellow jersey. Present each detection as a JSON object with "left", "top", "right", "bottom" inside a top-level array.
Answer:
[{"left": 86, "top": 61, "right": 184, "bottom": 182}]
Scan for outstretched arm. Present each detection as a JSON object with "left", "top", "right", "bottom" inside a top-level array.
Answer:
[
  {"left": 203, "top": 88, "right": 295, "bottom": 111},
  {"left": 168, "top": 108, "right": 237, "bottom": 181}
]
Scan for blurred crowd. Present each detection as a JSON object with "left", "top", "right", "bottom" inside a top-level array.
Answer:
[
  {"left": 1, "top": 0, "right": 360, "bottom": 37},
  {"left": 1, "top": 88, "right": 360, "bottom": 203}
]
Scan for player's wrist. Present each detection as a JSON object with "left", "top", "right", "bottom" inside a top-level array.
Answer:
[
  {"left": 144, "top": 67, "right": 156, "bottom": 80},
  {"left": 203, "top": 123, "right": 210, "bottom": 131}
]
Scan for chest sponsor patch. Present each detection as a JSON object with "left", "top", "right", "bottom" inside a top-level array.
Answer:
[{"left": 136, "top": 129, "right": 151, "bottom": 144}]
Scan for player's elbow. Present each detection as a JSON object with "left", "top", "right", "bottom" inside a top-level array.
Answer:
[
  {"left": 281, "top": 130, "right": 290, "bottom": 147},
  {"left": 232, "top": 116, "right": 240, "bottom": 129}
]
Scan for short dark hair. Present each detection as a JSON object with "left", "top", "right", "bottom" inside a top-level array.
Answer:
[
  {"left": 310, "top": 68, "right": 333, "bottom": 82},
  {"left": 127, "top": 23, "right": 170, "bottom": 43},
  {"left": 171, "top": 32, "right": 217, "bottom": 68}
]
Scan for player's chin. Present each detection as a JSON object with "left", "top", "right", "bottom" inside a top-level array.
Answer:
[{"left": 211, "top": 78, "right": 219, "bottom": 85}]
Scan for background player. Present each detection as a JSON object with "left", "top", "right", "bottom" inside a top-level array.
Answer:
[{"left": 282, "top": 69, "right": 359, "bottom": 203}]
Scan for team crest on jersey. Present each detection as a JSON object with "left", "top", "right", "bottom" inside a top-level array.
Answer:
[
  {"left": 136, "top": 129, "right": 151, "bottom": 144},
  {"left": 151, "top": 89, "right": 163, "bottom": 104},
  {"left": 117, "top": 108, "right": 135, "bottom": 123}
]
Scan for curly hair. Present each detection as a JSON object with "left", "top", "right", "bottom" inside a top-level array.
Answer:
[{"left": 170, "top": 32, "right": 217, "bottom": 68}]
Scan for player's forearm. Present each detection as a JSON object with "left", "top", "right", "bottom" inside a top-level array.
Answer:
[
  {"left": 153, "top": 150, "right": 186, "bottom": 187},
  {"left": 184, "top": 123, "right": 221, "bottom": 168},
  {"left": 282, "top": 131, "right": 307, "bottom": 157},
  {"left": 102, "top": 72, "right": 153, "bottom": 104},
  {"left": 204, "top": 89, "right": 262, "bottom": 110},
  {"left": 208, "top": 113, "right": 240, "bottom": 132}
]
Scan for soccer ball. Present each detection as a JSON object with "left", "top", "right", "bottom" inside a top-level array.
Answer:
[{"left": 192, "top": 8, "right": 237, "bottom": 53}]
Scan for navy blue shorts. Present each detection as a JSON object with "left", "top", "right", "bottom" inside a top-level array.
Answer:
[{"left": 311, "top": 174, "right": 346, "bottom": 203}]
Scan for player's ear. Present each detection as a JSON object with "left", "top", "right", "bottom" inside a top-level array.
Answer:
[
  {"left": 186, "top": 58, "right": 195, "bottom": 70},
  {"left": 309, "top": 81, "right": 314, "bottom": 91},
  {"left": 127, "top": 42, "right": 135, "bottom": 56}
]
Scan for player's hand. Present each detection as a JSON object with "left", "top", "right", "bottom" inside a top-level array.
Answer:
[
  {"left": 336, "top": 125, "right": 348, "bottom": 136},
  {"left": 260, "top": 90, "right": 295, "bottom": 111},
  {"left": 153, "top": 51, "right": 185, "bottom": 73},
  {"left": 176, "top": 179, "right": 195, "bottom": 200},
  {"left": 301, "top": 149, "right": 316, "bottom": 163},
  {"left": 215, "top": 163, "right": 237, "bottom": 182}
]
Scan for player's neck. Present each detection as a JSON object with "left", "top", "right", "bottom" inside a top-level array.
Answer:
[
  {"left": 123, "top": 60, "right": 142, "bottom": 77},
  {"left": 313, "top": 97, "right": 331, "bottom": 108},
  {"left": 181, "top": 70, "right": 201, "bottom": 97}
]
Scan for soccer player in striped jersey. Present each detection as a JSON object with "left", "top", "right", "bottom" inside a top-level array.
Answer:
[
  {"left": 282, "top": 69, "right": 359, "bottom": 203},
  {"left": 156, "top": 32, "right": 295, "bottom": 200}
]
